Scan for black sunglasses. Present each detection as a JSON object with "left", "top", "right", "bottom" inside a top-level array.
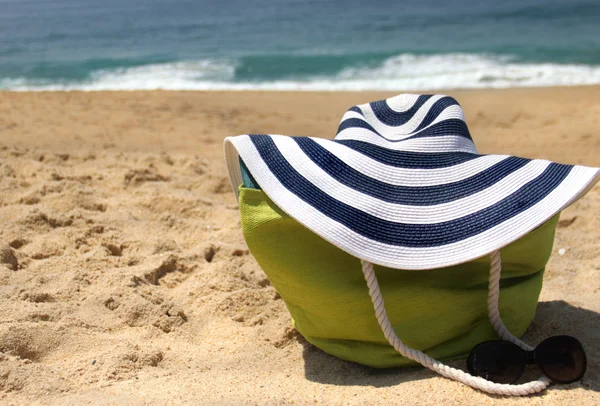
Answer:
[{"left": 467, "top": 335, "right": 587, "bottom": 384}]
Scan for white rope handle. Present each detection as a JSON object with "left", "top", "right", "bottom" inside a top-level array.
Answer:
[
  {"left": 487, "top": 251, "right": 535, "bottom": 352},
  {"left": 360, "top": 251, "right": 549, "bottom": 396}
]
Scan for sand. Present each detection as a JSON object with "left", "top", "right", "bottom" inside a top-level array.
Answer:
[{"left": 0, "top": 87, "right": 599, "bottom": 405}]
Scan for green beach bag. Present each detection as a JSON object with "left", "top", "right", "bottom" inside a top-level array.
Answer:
[{"left": 224, "top": 94, "right": 600, "bottom": 396}]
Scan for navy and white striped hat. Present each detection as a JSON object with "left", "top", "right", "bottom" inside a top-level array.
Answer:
[{"left": 224, "top": 94, "right": 600, "bottom": 270}]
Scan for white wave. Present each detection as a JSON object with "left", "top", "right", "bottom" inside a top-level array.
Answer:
[
  {"left": 335, "top": 53, "right": 600, "bottom": 90},
  {"left": 0, "top": 60, "right": 237, "bottom": 91},
  {"left": 3, "top": 53, "right": 600, "bottom": 91}
]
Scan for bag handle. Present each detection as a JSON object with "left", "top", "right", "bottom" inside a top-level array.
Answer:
[{"left": 360, "top": 251, "right": 550, "bottom": 396}]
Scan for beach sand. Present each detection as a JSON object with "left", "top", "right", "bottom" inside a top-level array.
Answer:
[{"left": 1, "top": 87, "right": 599, "bottom": 405}]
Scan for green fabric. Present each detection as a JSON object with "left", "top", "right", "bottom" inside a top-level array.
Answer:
[{"left": 239, "top": 186, "right": 559, "bottom": 368}]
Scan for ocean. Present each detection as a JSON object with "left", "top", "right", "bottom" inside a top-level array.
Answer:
[{"left": 1, "top": 0, "right": 600, "bottom": 91}]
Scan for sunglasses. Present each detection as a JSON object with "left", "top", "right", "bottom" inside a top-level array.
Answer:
[{"left": 467, "top": 335, "right": 587, "bottom": 384}]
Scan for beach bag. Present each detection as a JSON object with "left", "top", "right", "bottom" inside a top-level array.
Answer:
[{"left": 224, "top": 94, "right": 600, "bottom": 395}]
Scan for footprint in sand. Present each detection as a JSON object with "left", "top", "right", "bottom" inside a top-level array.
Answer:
[{"left": 0, "top": 241, "right": 18, "bottom": 271}]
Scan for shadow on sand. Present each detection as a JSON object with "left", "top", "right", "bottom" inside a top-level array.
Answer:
[{"left": 299, "top": 300, "right": 600, "bottom": 393}]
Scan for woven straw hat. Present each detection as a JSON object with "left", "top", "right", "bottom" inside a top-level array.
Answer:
[
  {"left": 225, "top": 94, "right": 599, "bottom": 270},
  {"left": 223, "top": 94, "right": 600, "bottom": 396}
]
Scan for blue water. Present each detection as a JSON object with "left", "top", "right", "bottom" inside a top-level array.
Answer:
[{"left": 1, "top": 0, "right": 600, "bottom": 90}]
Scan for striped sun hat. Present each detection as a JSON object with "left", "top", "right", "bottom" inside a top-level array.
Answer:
[
  {"left": 224, "top": 94, "right": 600, "bottom": 396},
  {"left": 224, "top": 93, "right": 600, "bottom": 271}
]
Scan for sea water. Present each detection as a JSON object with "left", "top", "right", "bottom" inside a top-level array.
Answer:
[{"left": 1, "top": 0, "right": 599, "bottom": 91}]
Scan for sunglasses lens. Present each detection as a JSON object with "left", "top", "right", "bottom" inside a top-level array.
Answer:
[
  {"left": 467, "top": 341, "right": 526, "bottom": 384},
  {"left": 535, "top": 336, "right": 587, "bottom": 384}
]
